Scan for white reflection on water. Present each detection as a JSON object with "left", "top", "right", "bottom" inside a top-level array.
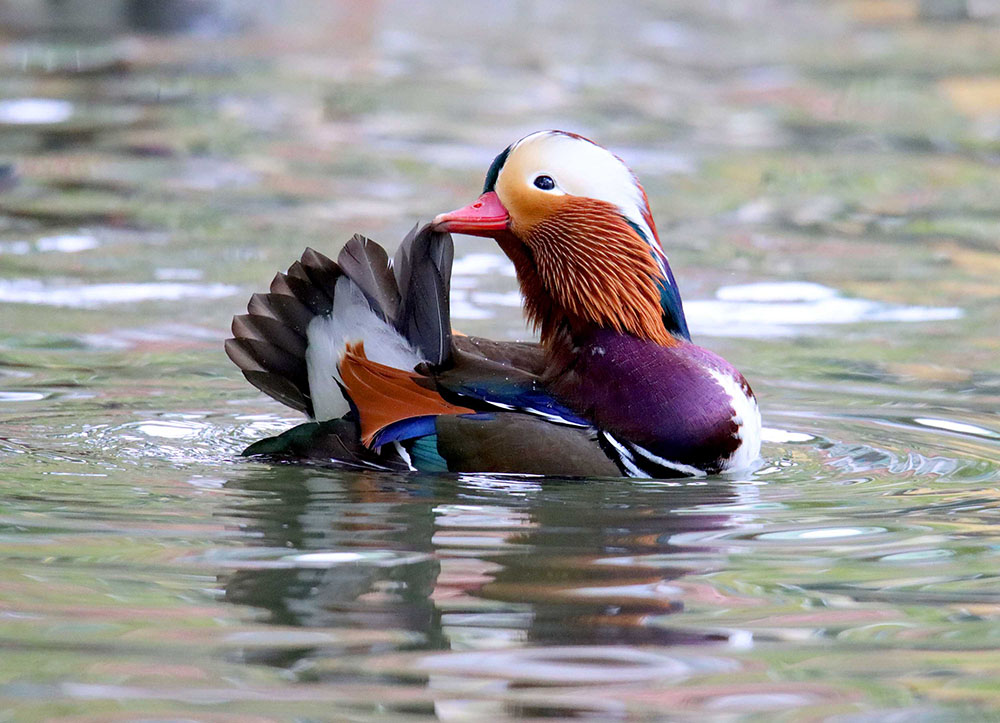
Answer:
[
  {"left": 81, "top": 322, "right": 223, "bottom": 350},
  {"left": 912, "top": 417, "right": 1000, "bottom": 440},
  {"left": 418, "top": 645, "right": 739, "bottom": 684},
  {"left": 134, "top": 421, "right": 204, "bottom": 439},
  {"left": 1, "top": 234, "right": 99, "bottom": 254},
  {"left": 154, "top": 267, "right": 204, "bottom": 281},
  {"left": 0, "top": 390, "right": 47, "bottom": 402},
  {"left": 451, "top": 253, "right": 516, "bottom": 277},
  {"left": 35, "top": 234, "right": 99, "bottom": 253},
  {"left": 0, "top": 234, "right": 100, "bottom": 255},
  {"left": 757, "top": 526, "right": 887, "bottom": 541},
  {"left": 0, "top": 278, "right": 240, "bottom": 307},
  {"left": 196, "top": 547, "right": 432, "bottom": 570},
  {"left": 687, "top": 282, "right": 963, "bottom": 337},
  {"left": 442, "top": 258, "right": 965, "bottom": 336},
  {"left": 761, "top": 427, "right": 815, "bottom": 443},
  {"left": 0, "top": 97, "right": 73, "bottom": 124},
  {"left": 451, "top": 289, "right": 523, "bottom": 320}
]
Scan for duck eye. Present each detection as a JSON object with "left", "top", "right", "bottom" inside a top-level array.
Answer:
[{"left": 533, "top": 175, "right": 555, "bottom": 191}]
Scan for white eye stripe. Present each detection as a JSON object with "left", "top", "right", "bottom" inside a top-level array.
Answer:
[{"left": 507, "top": 131, "right": 656, "bottom": 243}]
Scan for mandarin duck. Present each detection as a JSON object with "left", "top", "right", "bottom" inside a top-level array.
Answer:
[{"left": 226, "top": 131, "right": 761, "bottom": 477}]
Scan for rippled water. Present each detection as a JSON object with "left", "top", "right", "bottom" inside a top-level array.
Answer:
[{"left": 2, "top": 0, "right": 1000, "bottom": 719}]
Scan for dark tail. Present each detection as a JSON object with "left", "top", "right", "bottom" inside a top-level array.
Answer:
[{"left": 225, "top": 224, "right": 454, "bottom": 420}]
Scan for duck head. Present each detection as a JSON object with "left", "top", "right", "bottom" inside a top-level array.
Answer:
[{"left": 433, "top": 131, "right": 689, "bottom": 348}]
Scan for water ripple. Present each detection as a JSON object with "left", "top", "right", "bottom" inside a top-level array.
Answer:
[
  {"left": 0, "top": 279, "right": 240, "bottom": 308},
  {"left": 416, "top": 645, "right": 740, "bottom": 685}
]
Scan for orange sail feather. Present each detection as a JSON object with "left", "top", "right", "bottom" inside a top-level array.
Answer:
[{"left": 339, "top": 342, "right": 474, "bottom": 446}]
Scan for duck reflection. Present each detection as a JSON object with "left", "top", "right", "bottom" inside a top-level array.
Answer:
[
  {"left": 221, "top": 468, "right": 747, "bottom": 664},
  {"left": 221, "top": 467, "right": 449, "bottom": 664},
  {"left": 467, "top": 479, "right": 741, "bottom": 647}
]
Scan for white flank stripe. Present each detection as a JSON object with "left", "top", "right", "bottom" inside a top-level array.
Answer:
[
  {"left": 628, "top": 442, "right": 706, "bottom": 478},
  {"left": 530, "top": 410, "right": 588, "bottom": 426},
  {"left": 601, "top": 432, "right": 648, "bottom": 478}
]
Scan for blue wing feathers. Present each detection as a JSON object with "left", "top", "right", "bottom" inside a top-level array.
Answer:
[
  {"left": 372, "top": 415, "right": 437, "bottom": 447},
  {"left": 446, "top": 378, "right": 590, "bottom": 427}
]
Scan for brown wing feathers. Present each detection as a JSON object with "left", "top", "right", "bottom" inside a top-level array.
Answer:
[
  {"left": 226, "top": 227, "right": 453, "bottom": 421},
  {"left": 229, "top": 227, "right": 531, "bottom": 454}
]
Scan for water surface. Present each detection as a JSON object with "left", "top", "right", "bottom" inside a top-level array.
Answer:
[{"left": 1, "top": 0, "right": 999, "bottom": 719}]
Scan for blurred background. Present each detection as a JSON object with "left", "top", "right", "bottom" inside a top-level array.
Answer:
[{"left": 1, "top": 0, "right": 1000, "bottom": 719}]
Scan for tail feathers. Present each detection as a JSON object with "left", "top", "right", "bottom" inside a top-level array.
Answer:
[
  {"left": 277, "top": 263, "right": 334, "bottom": 316},
  {"left": 231, "top": 314, "right": 306, "bottom": 358},
  {"left": 227, "top": 224, "right": 457, "bottom": 429},
  {"left": 227, "top": 251, "right": 345, "bottom": 418},
  {"left": 227, "top": 313, "right": 312, "bottom": 413},
  {"left": 337, "top": 234, "right": 400, "bottom": 323},
  {"left": 300, "top": 247, "right": 342, "bottom": 299},
  {"left": 241, "top": 370, "right": 311, "bottom": 414},
  {"left": 224, "top": 334, "right": 312, "bottom": 415},
  {"left": 249, "top": 292, "right": 313, "bottom": 335}
]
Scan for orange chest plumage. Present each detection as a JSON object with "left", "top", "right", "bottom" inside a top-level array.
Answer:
[{"left": 503, "top": 198, "right": 677, "bottom": 348}]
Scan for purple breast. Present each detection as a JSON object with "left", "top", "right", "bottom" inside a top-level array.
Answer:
[{"left": 550, "top": 328, "right": 743, "bottom": 471}]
